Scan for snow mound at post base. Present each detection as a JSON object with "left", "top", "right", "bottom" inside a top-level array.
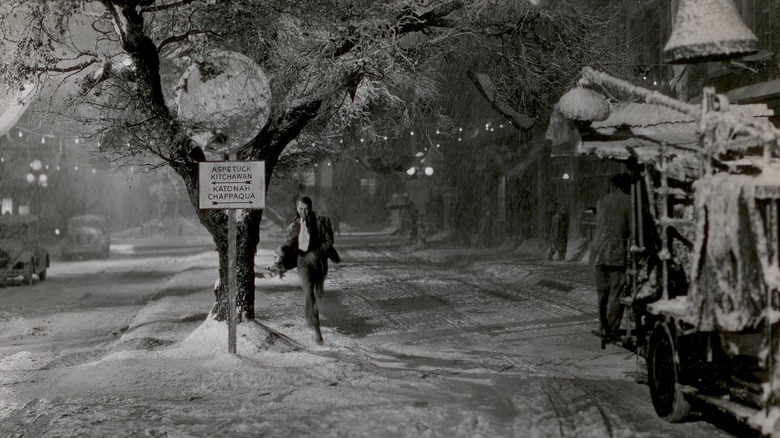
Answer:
[{"left": 171, "top": 316, "right": 300, "bottom": 357}]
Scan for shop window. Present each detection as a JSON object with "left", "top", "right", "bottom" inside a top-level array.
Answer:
[{"left": 360, "top": 177, "right": 377, "bottom": 196}]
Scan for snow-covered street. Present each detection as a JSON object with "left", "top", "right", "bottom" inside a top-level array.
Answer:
[{"left": 0, "top": 233, "right": 754, "bottom": 437}]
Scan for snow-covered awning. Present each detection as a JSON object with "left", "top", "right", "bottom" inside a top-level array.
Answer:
[
  {"left": 545, "top": 101, "right": 700, "bottom": 170},
  {"left": 581, "top": 101, "right": 699, "bottom": 148},
  {"left": 546, "top": 66, "right": 776, "bottom": 165},
  {"left": 546, "top": 100, "right": 773, "bottom": 159},
  {"left": 0, "top": 83, "right": 40, "bottom": 137},
  {"left": 546, "top": 98, "right": 773, "bottom": 180}
]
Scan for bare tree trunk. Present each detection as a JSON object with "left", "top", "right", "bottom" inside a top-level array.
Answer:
[{"left": 203, "top": 208, "right": 263, "bottom": 321}]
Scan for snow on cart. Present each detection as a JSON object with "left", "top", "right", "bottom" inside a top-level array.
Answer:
[{"left": 549, "top": 66, "right": 780, "bottom": 434}]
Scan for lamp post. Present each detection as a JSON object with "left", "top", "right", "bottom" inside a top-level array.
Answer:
[
  {"left": 27, "top": 160, "right": 47, "bottom": 188},
  {"left": 22, "top": 159, "right": 47, "bottom": 217},
  {"left": 404, "top": 159, "right": 434, "bottom": 244},
  {"left": 405, "top": 165, "right": 434, "bottom": 177}
]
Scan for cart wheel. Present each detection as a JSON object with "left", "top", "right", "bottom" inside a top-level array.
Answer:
[{"left": 648, "top": 322, "right": 690, "bottom": 422}]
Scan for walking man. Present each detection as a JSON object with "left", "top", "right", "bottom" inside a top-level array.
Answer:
[
  {"left": 548, "top": 204, "right": 569, "bottom": 261},
  {"left": 591, "top": 173, "right": 632, "bottom": 342},
  {"left": 285, "top": 196, "right": 337, "bottom": 344}
]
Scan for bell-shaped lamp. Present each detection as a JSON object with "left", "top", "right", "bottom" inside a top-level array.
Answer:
[
  {"left": 558, "top": 88, "right": 610, "bottom": 122},
  {"left": 663, "top": 0, "right": 758, "bottom": 64}
]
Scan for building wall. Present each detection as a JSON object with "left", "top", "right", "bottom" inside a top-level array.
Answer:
[{"left": 327, "top": 159, "right": 406, "bottom": 232}]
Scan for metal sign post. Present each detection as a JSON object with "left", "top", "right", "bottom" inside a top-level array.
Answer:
[
  {"left": 199, "top": 157, "right": 265, "bottom": 354},
  {"left": 227, "top": 152, "right": 238, "bottom": 354}
]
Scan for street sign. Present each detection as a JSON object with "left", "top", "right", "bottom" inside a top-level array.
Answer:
[{"left": 198, "top": 161, "right": 265, "bottom": 209}]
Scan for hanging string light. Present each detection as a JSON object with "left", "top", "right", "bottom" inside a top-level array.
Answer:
[{"left": 7, "top": 125, "right": 83, "bottom": 147}]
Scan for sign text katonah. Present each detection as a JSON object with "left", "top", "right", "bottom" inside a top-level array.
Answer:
[{"left": 198, "top": 161, "right": 265, "bottom": 210}]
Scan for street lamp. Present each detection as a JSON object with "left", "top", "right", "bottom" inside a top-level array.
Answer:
[
  {"left": 406, "top": 164, "right": 434, "bottom": 177},
  {"left": 27, "top": 160, "right": 48, "bottom": 187}
]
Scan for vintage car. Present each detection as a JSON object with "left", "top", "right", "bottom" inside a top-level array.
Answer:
[
  {"left": 61, "top": 215, "right": 111, "bottom": 260},
  {"left": 0, "top": 214, "right": 49, "bottom": 285}
]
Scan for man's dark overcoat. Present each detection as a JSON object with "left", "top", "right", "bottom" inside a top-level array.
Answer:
[{"left": 280, "top": 212, "right": 339, "bottom": 273}]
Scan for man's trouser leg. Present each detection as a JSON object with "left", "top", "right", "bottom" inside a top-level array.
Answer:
[
  {"left": 605, "top": 267, "right": 626, "bottom": 336},
  {"left": 595, "top": 265, "right": 626, "bottom": 337},
  {"left": 297, "top": 256, "right": 321, "bottom": 331},
  {"left": 314, "top": 278, "right": 325, "bottom": 299},
  {"left": 595, "top": 265, "right": 610, "bottom": 336},
  {"left": 555, "top": 240, "right": 567, "bottom": 261}
]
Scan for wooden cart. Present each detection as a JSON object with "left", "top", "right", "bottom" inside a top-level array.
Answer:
[{"left": 559, "top": 67, "right": 780, "bottom": 433}]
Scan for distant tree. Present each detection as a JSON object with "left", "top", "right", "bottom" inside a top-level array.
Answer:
[{"left": 0, "top": 0, "right": 633, "bottom": 322}]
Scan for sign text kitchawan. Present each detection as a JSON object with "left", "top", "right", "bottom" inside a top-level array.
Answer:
[{"left": 198, "top": 161, "right": 265, "bottom": 209}]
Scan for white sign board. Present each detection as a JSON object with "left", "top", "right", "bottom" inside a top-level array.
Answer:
[{"left": 198, "top": 161, "right": 265, "bottom": 209}]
